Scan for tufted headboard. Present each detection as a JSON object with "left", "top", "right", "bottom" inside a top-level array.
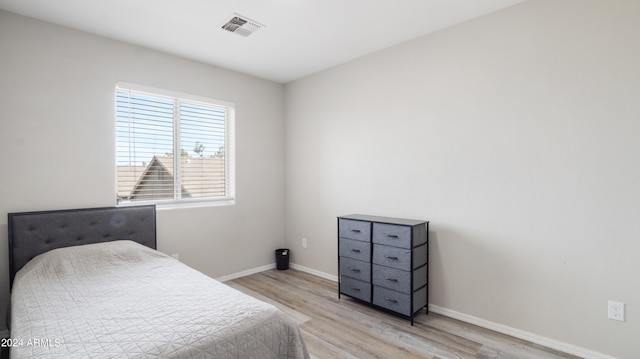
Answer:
[{"left": 8, "top": 205, "right": 156, "bottom": 288}]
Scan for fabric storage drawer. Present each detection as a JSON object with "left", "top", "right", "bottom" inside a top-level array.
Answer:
[
  {"left": 373, "top": 244, "right": 428, "bottom": 271},
  {"left": 373, "top": 286, "right": 411, "bottom": 316},
  {"left": 340, "top": 257, "right": 371, "bottom": 282},
  {"left": 339, "top": 219, "right": 371, "bottom": 242},
  {"left": 373, "top": 286, "right": 428, "bottom": 317},
  {"left": 372, "top": 244, "right": 411, "bottom": 271},
  {"left": 372, "top": 264, "right": 427, "bottom": 293},
  {"left": 341, "top": 276, "right": 371, "bottom": 302},
  {"left": 372, "top": 264, "right": 411, "bottom": 293},
  {"left": 372, "top": 223, "right": 411, "bottom": 249},
  {"left": 412, "top": 244, "right": 428, "bottom": 269},
  {"left": 412, "top": 264, "right": 428, "bottom": 289},
  {"left": 339, "top": 238, "right": 371, "bottom": 262},
  {"left": 413, "top": 285, "right": 428, "bottom": 313}
]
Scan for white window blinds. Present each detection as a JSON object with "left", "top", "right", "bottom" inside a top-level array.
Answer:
[{"left": 115, "top": 83, "right": 235, "bottom": 205}]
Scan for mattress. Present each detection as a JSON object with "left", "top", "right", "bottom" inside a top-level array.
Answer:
[{"left": 10, "top": 240, "right": 309, "bottom": 359}]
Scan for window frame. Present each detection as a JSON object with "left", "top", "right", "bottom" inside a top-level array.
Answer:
[{"left": 115, "top": 82, "right": 236, "bottom": 208}]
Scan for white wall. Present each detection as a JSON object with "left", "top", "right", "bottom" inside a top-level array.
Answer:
[
  {"left": 284, "top": 1, "right": 640, "bottom": 358},
  {"left": 0, "top": 10, "right": 285, "bottom": 328}
]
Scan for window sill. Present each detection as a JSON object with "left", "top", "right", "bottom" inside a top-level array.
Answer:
[{"left": 117, "top": 198, "right": 235, "bottom": 210}]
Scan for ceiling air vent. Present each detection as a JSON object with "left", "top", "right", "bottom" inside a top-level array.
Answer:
[{"left": 221, "top": 14, "right": 264, "bottom": 37}]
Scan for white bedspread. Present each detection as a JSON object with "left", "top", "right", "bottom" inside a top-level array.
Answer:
[{"left": 10, "top": 240, "right": 309, "bottom": 359}]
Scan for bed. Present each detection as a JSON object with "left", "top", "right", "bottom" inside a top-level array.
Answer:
[{"left": 8, "top": 205, "right": 309, "bottom": 359}]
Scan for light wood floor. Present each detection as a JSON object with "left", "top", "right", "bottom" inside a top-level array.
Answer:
[{"left": 228, "top": 269, "right": 582, "bottom": 359}]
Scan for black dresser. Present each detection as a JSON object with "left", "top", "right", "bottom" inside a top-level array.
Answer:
[{"left": 338, "top": 214, "right": 429, "bottom": 325}]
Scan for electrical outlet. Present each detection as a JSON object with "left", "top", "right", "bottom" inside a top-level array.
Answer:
[
  {"left": 608, "top": 300, "right": 624, "bottom": 321},
  {"left": 302, "top": 238, "right": 308, "bottom": 248}
]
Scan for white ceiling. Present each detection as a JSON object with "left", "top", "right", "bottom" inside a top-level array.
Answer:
[{"left": 0, "top": 0, "right": 525, "bottom": 83}]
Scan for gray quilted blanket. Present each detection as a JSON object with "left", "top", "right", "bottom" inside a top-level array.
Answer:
[{"left": 10, "top": 240, "right": 309, "bottom": 359}]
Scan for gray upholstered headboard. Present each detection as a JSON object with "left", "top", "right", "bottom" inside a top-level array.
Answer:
[{"left": 8, "top": 205, "right": 156, "bottom": 288}]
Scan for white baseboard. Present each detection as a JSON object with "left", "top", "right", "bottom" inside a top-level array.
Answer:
[
  {"left": 216, "top": 263, "right": 275, "bottom": 282},
  {"left": 217, "top": 264, "right": 612, "bottom": 359},
  {"left": 290, "top": 263, "right": 339, "bottom": 282},
  {"left": 428, "top": 304, "right": 616, "bottom": 359},
  {"left": 217, "top": 262, "right": 339, "bottom": 283}
]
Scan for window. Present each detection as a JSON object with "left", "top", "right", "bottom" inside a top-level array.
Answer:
[{"left": 115, "top": 83, "right": 235, "bottom": 206}]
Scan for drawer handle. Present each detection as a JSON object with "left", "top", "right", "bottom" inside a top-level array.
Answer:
[
  {"left": 387, "top": 234, "right": 399, "bottom": 238},
  {"left": 384, "top": 276, "right": 398, "bottom": 282},
  {"left": 349, "top": 267, "right": 361, "bottom": 272},
  {"left": 384, "top": 255, "right": 399, "bottom": 260},
  {"left": 350, "top": 249, "right": 361, "bottom": 253},
  {"left": 351, "top": 229, "right": 361, "bottom": 233},
  {"left": 350, "top": 286, "right": 361, "bottom": 291},
  {"left": 384, "top": 297, "right": 399, "bottom": 303}
]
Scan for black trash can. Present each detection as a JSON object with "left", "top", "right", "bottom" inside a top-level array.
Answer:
[{"left": 275, "top": 248, "right": 289, "bottom": 270}]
